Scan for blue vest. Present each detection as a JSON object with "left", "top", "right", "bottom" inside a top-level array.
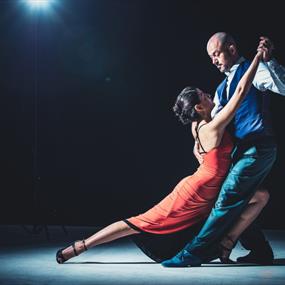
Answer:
[{"left": 216, "top": 60, "right": 273, "bottom": 140}]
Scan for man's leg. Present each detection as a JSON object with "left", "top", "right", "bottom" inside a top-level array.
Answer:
[
  {"left": 239, "top": 221, "right": 267, "bottom": 250},
  {"left": 237, "top": 184, "right": 273, "bottom": 264},
  {"left": 238, "top": 221, "right": 273, "bottom": 264},
  {"left": 162, "top": 142, "right": 277, "bottom": 267},
  {"left": 219, "top": 190, "right": 273, "bottom": 264}
]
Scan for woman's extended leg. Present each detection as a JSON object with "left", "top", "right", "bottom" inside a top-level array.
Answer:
[
  {"left": 220, "top": 189, "right": 269, "bottom": 262},
  {"left": 56, "top": 221, "right": 140, "bottom": 263}
]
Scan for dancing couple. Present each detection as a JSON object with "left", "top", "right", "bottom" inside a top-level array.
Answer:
[{"left": 56, "top": 33, "right": 285, "bottom": 266}]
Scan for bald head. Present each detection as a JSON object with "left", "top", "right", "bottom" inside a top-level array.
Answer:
[
  {"left": 206, "top": 32, "right": 239, "bottom": 73},
  {"left": 207, "top": 32, "right": 237, "bottom": 52}
]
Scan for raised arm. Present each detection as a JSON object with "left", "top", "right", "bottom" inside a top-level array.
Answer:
[
  {"left": 254, "top": 36, "right": 285, "bottom": 95},
  {"left": 209, "top": 51, "right": 263, "bottom": 131},
  {"left": 260, "top": 59, "right": 285, "bottom": 95}
]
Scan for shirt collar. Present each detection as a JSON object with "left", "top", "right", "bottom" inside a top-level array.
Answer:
[{"left": 225, "top": 57, "right": 245, "bottom": 76}]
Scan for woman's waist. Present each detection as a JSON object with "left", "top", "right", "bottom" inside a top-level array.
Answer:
[
  {"left": 197, "top": 161, "right": 231, "bottom": 176},
  {"left": 202, "top": 155, "right": 232, "bottom": 166},
  {"left": 204, "top": 147, "right": 232, "bottom": 158},
  {"left": 187, "top": 171, "right": 228, "bottom": 189}
]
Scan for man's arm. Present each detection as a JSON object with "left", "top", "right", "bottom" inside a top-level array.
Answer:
[
  {"left": 253, "top": 36, "right": 285, "bottom": 96},
  {"left": 253, "top": 60, "right": 285, "bottom": 95},
  {"left": 266, "top": 58, "right": 285, "bottom": 91}
]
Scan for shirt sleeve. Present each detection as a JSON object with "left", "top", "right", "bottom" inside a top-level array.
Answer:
[
  {"left": 253, "top": 58, "right": 285, "bottom": 96},
  {"left": 211, "top": 90, "right": 223, "bottom": 118}
]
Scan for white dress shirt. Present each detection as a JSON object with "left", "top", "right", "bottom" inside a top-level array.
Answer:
[{"left": 211, "top": 57, "right": 285, "bottom": 118}]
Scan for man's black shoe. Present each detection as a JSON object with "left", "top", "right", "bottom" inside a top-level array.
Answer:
[{"left": 236, "top": 241, "right": 274, "bottom": 265}]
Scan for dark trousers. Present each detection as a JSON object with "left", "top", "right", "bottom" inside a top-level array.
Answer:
[
  {"left": 184, "top": 138, "right": 277, "bottom": 260},
  {"left": 239, "top": 221, "right": 268, "bottom": 250}
]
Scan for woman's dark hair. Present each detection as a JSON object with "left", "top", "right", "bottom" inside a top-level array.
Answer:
[{"left": 173, "top": 86, "right": 201, "bottom": 125}]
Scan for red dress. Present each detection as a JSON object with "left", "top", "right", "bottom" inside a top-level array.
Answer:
[{"left": 126, "top": 131, "right": 233, "bottom": 234}]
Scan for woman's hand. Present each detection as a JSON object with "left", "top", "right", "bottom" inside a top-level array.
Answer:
[
  {"left": 193, "top": 141, "right": 204, "bottom": 164},
  {"left": 255, "top": 50, "right": 264, "bottom": 61},
  {"left": 257, "top": 36, "right": 274, "bottom": 62}
]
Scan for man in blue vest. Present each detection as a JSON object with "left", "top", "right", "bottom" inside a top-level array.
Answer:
[{"left": 162, "top": 33, "right": 285, "bottom": 267}]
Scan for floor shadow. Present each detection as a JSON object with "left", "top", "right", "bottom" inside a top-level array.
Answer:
[
  {"left": 206, "top": 258, "right": 285, "bottom": 267},
  {"left": 63, "top": 259, "right": 285, "bottom": 266},
  {"left": 66, "top": 261, "right": 157, "bottom": 264}
]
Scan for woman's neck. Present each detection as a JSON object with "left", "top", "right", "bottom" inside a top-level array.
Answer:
[{"left": 199, "top": 116, "right": 212, "bottom": 124}]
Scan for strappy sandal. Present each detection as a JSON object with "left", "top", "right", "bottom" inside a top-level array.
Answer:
[
  {"left": 219, "top": 236, "right": 236, "bottom": 264},
  {"left": 56, "top": 239, "right": 88, "bottom": 264}
]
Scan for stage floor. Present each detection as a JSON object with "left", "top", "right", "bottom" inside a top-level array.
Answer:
[{"left": 0, "top": 225, "right": 284, "bottom": 285}]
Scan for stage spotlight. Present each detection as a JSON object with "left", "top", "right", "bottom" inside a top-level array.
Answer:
[{"left": 26, "top": 0, "right": 52, "bottom": 9}]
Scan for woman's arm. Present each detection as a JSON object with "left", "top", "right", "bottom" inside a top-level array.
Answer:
[{"left": 209, "top": 51, "right": 263, "bottom": 132}]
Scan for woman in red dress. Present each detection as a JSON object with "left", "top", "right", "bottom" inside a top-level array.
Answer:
[{"left": 56, "top": 49, "right": 268, "bottom": 264}]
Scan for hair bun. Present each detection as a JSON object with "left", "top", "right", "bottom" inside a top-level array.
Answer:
[{"left": 173, "top": 86, "right": 201, "bottom": 125}]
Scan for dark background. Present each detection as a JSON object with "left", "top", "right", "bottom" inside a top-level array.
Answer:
[{"left": 0, "top": 0, "right": 284, "bottom": 229}]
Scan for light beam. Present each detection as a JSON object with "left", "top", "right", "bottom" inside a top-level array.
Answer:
[{"left": 26, "top": 0, "right": 52, "bottom": 9}]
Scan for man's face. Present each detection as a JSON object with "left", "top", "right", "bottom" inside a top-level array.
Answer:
[{"left": 207, "top": 39, "right": 235, "bottom": 73}]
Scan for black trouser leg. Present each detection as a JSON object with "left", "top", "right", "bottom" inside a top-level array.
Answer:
[{"left": 239, "top": 221, "right": 268, "bottom": 251}]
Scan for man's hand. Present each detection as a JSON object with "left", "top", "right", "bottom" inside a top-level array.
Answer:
[
  {"left": 193, "top": 140, "right": 204, "bottom": 164},
  {"left": 257, "top": 36, "right": 274, "bottom": 62}
]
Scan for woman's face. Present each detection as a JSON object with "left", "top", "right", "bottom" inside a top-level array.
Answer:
[{"left": 196, "top": 89, "right": 215, "bottom": 115}]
